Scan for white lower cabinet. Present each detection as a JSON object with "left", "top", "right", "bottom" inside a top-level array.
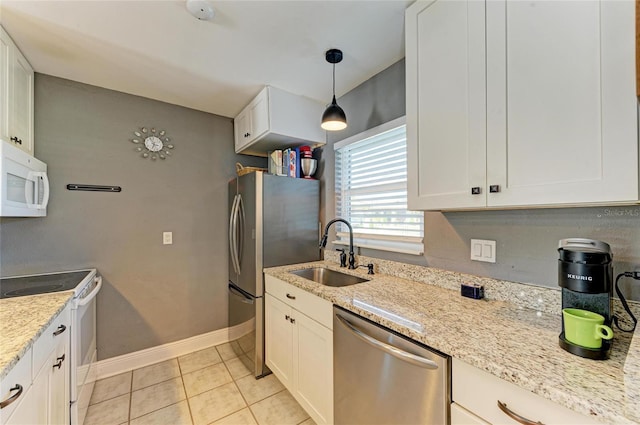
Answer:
[
  {"left": 452, "top": 358, "right": 602, "bottom": 425},
  {"left": 265, "top": 293, "right": 294, "bottom": 389},
  {"left": 291, "top": 310, "right": 332, "bottom": 424},
  {"left": 0, "top": 305, "right": 70, "bottom": 425},
  {"left": 48, "top": 339, "right": 69, "bottom": 425},
  {"left": 0, "top": 349, "right": 32, "bottom": 424},
  {"left": 265, "top": 275, "right": 333, "bottom": 425}
]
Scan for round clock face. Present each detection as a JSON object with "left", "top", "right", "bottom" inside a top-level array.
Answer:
[
  {"left": 131, "top": 127, "right": 174, "bottom": 160},
  {"left": 144, "top": 136, "right": 164, "bottom": 152}
]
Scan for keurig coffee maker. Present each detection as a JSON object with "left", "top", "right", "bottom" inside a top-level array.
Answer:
[{"left": 558, "top": 238, "right": 612, "bottom": 359}]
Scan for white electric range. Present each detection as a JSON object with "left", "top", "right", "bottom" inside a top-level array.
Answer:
[{"left": 1, "top": 269, "right": 102, "bottom": 425}]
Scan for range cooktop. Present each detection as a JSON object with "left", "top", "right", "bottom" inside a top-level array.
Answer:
[{"left": 0, "top": 270, "right": 92, "bottom": 299}]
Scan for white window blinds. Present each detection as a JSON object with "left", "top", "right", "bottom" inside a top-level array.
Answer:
[{"left": 334, "top": 117, "right": 424, "bottom": 255}]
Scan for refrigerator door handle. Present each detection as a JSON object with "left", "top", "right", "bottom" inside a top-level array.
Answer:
[
  {"left": 237, "top": 194, "right": 245, "bottom": 273},
  {"left": 229, "top": 194, "right": 240, "bottom": 275},
  {"left": 228, "top": 283, "right": 255, "bottom": 304}
]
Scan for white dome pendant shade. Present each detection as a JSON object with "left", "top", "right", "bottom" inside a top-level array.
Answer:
[{"left": 321, "top": 49, "right": 347, "bottom": 131}]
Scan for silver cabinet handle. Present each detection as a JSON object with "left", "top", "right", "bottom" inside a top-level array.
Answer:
[
  {"left": 0, "top": 385, "right": 23, "bottom": 409},
  {"left": 497, "top": 401, "right": 543, "bottom": 425},
  {"left": 53, "top": 324, "right": 66, "bottom": 336},
  {"left": 53, "top": 354, "right": 66, "bottom": 369},
  {"left": 471, "top": 187, "right": 481, "bottom": 195},
  {"left": 489, "top": 185, "right": 501, "bottom": 193},
  {"left": 336, "top": 315, "right": 438, "bottom": 369}
]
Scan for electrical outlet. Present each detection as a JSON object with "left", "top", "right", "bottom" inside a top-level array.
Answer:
[
  {"left": 163, "top": 232, "right": 173, "bottom": 245},
  {"left": 471, "top": 239, "right": 496, "bottom": 263}
]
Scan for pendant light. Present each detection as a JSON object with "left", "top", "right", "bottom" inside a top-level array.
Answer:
[{"left": 321, "top": 49, "right": 347, "bottom": 131}]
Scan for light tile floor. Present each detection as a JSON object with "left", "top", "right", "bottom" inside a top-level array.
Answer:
[{"left": 85, "top": 340, "right": 315, "bottom": 425}]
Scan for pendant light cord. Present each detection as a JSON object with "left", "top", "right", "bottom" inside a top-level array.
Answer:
[{"left": 332, "top": 63, "right": 336, "bottom": 99}]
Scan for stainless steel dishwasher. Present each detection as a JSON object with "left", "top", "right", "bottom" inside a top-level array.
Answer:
[{"left": 333, "top": 306, "right": 450, "bottom": 424}]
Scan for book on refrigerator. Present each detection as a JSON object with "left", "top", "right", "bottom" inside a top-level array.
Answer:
[
  {"left": 290, "top": 148, "right": 299, "bottom": 178},
  {"left": 283, "top": 148, "right": 290, "bottom": 177}
]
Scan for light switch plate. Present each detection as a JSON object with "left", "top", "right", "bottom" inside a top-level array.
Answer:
[
  {"left": 163, "top": 232, "right": 173, "bottom": 245},
  {"left": 471, "top": 239, "right": 496, "bottom": 263}
]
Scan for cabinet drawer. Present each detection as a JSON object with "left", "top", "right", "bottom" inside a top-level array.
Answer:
[
  {"left": 0, "top": 348, "right": 32, "bottom": 422},
  {"left": 265, "top": 275, "right": 333, "bottom": 329},
  {"left": 451, "top": 403, "right": 489, "bottom": 425},
  {"left": 452, "top": 358, "right": 601, "bottom": 425},
  {"left": 32, "top": 305, "right": 70, "bottom": 377}
]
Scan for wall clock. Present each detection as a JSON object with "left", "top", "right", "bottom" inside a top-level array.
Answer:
[{"left": 130, "top": 127, "right": 175, "bottom": 160}]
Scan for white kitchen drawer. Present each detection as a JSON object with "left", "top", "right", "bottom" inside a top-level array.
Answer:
[
  {"left": 265, "top": 275, "right": 333, "bottom": 330},
  {"left": 32, "top": 305, "right": 70, "bottom": 378},
  {"left": 451, "top": 402, "right": 490, "bottom": 425},
  {"left": 0, "top": 348, "right": 32, "bottom": 422},
  {"left": 453, "top": 358, "right": 602, "bottom": 425}
]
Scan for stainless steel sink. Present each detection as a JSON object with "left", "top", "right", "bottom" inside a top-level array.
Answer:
[{"left": 289, "top": 267, "right": 369, "bottom": 287}]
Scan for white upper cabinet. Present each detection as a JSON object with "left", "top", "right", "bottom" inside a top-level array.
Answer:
[
  {"left": 406, "top": 0, "right": 638, "bottom": 210},
  {"left": 234, "top": 86, "right": 326, "bottom": 157},
  {"left": 0, "top": 26, "right": 34, "bottom": 156},
  {"left": 406, "top": 0, "right": 487, "bottom": 210}
]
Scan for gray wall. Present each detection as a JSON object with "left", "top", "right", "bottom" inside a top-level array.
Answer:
[
  {"left": 0, "top": 74, "right": 266, "bottom": 359},
  {"left": 318, "top": 59, "right": 640, "bottom": 301}
]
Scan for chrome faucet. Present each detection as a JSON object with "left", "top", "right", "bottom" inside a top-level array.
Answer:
[{"left": 320, "top": 218, "right": 355, "bottom": 269}]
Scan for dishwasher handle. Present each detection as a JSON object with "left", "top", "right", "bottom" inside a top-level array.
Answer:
[{"left": 336, "top": 314, "right": 439, "bottom": 369}]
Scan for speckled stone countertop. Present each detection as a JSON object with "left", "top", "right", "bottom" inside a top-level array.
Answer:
[
  {"left": 265, "top": 254, "right": 640, "bottom": 425},
  {"left": 0, "top": 291, "right": 74, "bottom": 380}
]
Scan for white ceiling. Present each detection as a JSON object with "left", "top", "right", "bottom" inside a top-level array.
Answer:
[{"left": 0, "top": 0, "right": 411, "bottom": 118}]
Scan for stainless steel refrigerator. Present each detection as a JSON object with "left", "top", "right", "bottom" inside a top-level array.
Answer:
[{"left": 228, "top": 171, "right": 320, "bottom": 378}]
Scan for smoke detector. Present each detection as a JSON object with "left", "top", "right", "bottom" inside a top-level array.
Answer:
[{"left": 186, "top": 0, "right": 215, "bottom": 21}]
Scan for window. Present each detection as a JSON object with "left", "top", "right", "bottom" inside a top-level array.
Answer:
[{"left": 334, "top": 116, "right": 424, "bottom": 255}]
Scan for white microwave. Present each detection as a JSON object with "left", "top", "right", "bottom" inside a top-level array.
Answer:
[{"left": 0, "top": 140, "right": 49, "bottom": 217}]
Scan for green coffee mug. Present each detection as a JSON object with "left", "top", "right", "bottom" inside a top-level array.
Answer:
[{"left": 562, "top": 308, "right": 613, "bottom": 349}]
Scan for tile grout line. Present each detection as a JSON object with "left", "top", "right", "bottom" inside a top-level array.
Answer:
[
  {"left": 128, "top": 368, "right": 133, "bottom": 424},
  {"left": 216, "top": 350, "right": 254, "bottom": 424},
  {"left": 176, "top": 354, "right": 196, "bottom": 425}
]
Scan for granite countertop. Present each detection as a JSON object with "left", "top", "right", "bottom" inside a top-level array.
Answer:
[
  {"left": 0, "top": 291, "right": 74, "bottom": 380},
  {"left": 265, "top": 255, "right": 640, "bottom": 425}
]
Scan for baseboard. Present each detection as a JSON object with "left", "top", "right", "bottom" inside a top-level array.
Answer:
[{"left": 95, "top": 319, "right": 254, "bottom": 380}]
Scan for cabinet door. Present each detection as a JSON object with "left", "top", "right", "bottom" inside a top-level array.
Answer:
[
  {"left": 0, "top": 29, "right": 9, "bottom": 143},
  {"left": 264, "top": 294, "right": 293, "bottom": 389},
  {"left": 249, "top": 88, "right": 269, "bottom": 142},
  {"left": 234, "top": 109, "right": 251, "bottom": 152},
  {"left": 49, "top": 340, "right": 69, "bottom": 425},
  {"left": 486, "top": 0, "right": 637, "bottom": 207},
  {"left": 9, "top": 47, "right": 34, "bottom": 155},
  {"left": 406, "top": 0, "right": 487, "bottom": 210},
  {"left": 293, "top": 312, "right": 333, "bottom": 425},
  {"left": 12, "top": 357, "right": 49, "bottom": 425},
  {"left": 3, "top": 386, "right": 40, "bottom": 425}
]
